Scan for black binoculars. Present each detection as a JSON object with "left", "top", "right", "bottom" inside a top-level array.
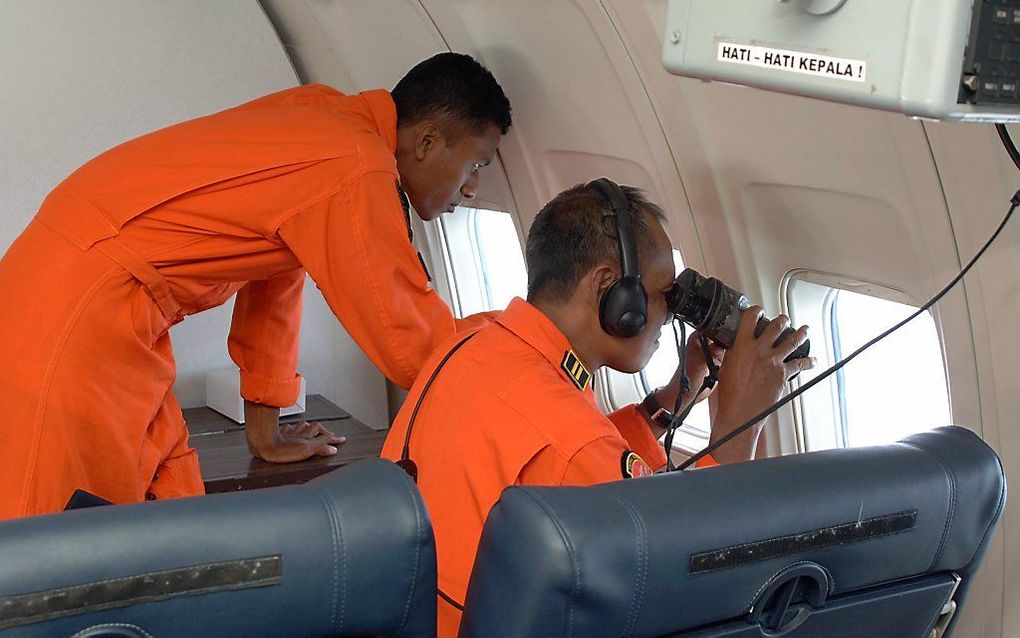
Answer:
[{"left": 666, "top": 268, "right": 811, "bottom": 362}]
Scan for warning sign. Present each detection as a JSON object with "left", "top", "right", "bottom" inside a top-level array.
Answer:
[{"left": 717, "top": 42, "right": 866, "bottom": 83}]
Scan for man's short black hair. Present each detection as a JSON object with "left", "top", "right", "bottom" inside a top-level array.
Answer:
[
  {"left": 526, "top": 182, "right": 666, "bottom": 303},
  {"left": 392, "top": 52, "right": 512, "bottom": 137}
]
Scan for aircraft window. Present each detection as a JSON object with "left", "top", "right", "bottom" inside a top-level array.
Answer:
[
  {"left": 437, "top": 207, "right": 527, "bottom": 317},
  {"left": 788, "top": 279, "right": 951, "bottom": 451},
  {"left": 639, "top": 250, "right": 711, "bottom": 445}
]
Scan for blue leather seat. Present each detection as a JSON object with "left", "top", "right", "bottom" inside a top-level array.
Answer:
[
  {"left": 460, "top": 426, "right": 1006, "bottom": 637},
  {"left": 0, "top": 458, "right": 436, "bottom": 637}
]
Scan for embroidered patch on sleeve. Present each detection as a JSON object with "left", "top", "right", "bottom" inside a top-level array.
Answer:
[
  {"left": 621, "top": 451, "right": 653, "bottom": 478},
  {"left": 560, "top": 350, "right": 591, "bottom": 391}
]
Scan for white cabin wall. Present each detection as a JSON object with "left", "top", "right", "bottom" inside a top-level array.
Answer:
[
  {"left": 646, "top": 87, "right": 1001, "bottom": 638},
  {"left": 0, "top": 1, "right": 353, "bottom": 413},
  {"left": 418, "top": 0, "right": 699, "bottom": 252},
  {"left": 924, "top": 121, "right": 1020, "bottom": 638},
  {"left": 601, "top": 2, "right": 1009, "bottom": 635}
]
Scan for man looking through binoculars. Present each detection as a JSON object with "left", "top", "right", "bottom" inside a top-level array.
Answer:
[{"left": 381, "top": 179, "right": 815, "bottom": 637}]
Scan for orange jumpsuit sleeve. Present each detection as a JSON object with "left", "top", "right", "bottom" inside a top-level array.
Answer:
[
  {"left": 556, "top": 433, "right": 713, "bottom": 487},
  {"left": 277, "top": 169, "right": 483, "bottom": 389},
  {"left": 558, "top": 436, "right": 647, "bottom": 485},
  {"left": 608, "top": 404, "right": 669, "bottom": 471},
  {"left": 227, "top": 267, "right": 306, "bottom": 407},
  {"left": 695, "top": 453, "right": 720, "bottom": 468},
  {"left": 607, "top": 406, "right": 718, "bottom": 469}
]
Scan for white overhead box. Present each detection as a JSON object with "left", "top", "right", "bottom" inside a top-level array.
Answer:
[{"left": 662, "top": 0, "right": 1020, "bottom": 123}]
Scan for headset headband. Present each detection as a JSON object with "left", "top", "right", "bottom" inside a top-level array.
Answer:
[{"left": 589, "top": 178, "right": 640, "bottom": 281}]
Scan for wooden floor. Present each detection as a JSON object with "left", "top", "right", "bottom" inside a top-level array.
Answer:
[{"left": 184, "top": 395, "right": 388, "bottom": 493}]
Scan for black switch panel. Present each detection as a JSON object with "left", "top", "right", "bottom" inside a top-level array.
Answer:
[{"left": 960, "top": 0, "right": 1020, "bottom": 105}]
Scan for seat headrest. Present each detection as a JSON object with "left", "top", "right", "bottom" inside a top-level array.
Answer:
[
  {"left": 0, "top": 459, "right": 436, "bottom": 637},
  {"left": 460, "top": 426, "right": 1006, "bottom": 637}
]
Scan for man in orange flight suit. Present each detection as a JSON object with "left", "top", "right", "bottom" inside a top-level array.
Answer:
[
  {"left": 0, "top": 52, "right": 511, "bottom": 519},
  {"left": 382, "top": 182, "right": 815, "bottom": 637}
]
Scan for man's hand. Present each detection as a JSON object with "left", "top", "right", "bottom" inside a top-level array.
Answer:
[
  {"left": 709, "top": 307, "right": 815, "bottom": 464},
  {"left": 244, "top": 400, "right": 346, "bottom": 463}
]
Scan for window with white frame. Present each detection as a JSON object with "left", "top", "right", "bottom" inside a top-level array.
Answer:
[
  {"left": 786, "top": 277, "right": 951, "bottom": 451},
  {"left": 431, "top": 206, "right": 527, "bottom": 316}
]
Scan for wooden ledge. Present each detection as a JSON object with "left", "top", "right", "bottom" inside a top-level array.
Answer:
[{"left": 185, "top": 395, "right": 388, "bottom": 493}]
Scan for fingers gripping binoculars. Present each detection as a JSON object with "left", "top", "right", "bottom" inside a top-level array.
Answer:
[{"left": 666, "top": 268, "right": 811, "bottom": 362}]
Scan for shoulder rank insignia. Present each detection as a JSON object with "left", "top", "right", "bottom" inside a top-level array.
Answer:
[
  {"left": 560, "top": 350, "right": 591, "bottom": 391},
  {"left": 621, "top": 451, "right": 653, "bottom": 479}
]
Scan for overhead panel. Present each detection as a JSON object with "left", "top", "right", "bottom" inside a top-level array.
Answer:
[{"left": 662, "top": 0, "right": 1020, "bottom": 123}]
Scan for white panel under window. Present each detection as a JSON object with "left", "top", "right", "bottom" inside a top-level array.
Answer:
[
  {"left": 435, "top": 207, "right": 527, "bottom": 316},
  {"left": 787, "top": 277, "right": 951, "bottom": 451}
]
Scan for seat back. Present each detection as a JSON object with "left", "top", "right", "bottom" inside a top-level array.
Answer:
[
  {"left": 0, "top": 459, "right": 436, "bottom": 637},
  {"left": 460, "top": 426, "right": 1006, "bottom": 637}
]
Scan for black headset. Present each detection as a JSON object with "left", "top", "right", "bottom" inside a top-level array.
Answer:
[{"left": 589, "top": 178, "right": 647, "bottom": 338}]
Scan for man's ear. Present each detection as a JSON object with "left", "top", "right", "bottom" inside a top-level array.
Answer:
[
  {"left": 415, "top": 122, "right": 442, "bottom": 161},
  {"left": 587, "top": 263, "right": 620, "bottom": 307}
]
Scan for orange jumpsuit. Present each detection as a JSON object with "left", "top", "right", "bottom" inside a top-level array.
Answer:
[
  {"left": 0, "top": 84, "right": 484, "bottom": 519},
  {"left": 381, "top": 297, "right": 670, "bottom": 638}
]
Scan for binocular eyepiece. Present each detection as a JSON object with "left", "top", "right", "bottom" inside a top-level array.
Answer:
[{"left": 666, "top": 268, "right": 811, "bottom": 362}]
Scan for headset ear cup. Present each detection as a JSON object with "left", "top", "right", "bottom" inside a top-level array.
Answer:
[
  {"left": 598, "top": 282, "right": 617, "bottom": 335},
  {"left": 600, "top": 277, "right": 648, "bottom": 338}
]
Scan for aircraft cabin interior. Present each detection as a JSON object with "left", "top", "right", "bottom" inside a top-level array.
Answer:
[{"left": 0, "top": 1, "right": 1014, "bottom": 636}]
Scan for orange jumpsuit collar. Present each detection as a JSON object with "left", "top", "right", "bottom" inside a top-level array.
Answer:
[
  {"left": 496, "top": 298, "right": 596, "bottom": 401},
  {"left": 361, "top": 89, "right": 398, "bottom": 156}
]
